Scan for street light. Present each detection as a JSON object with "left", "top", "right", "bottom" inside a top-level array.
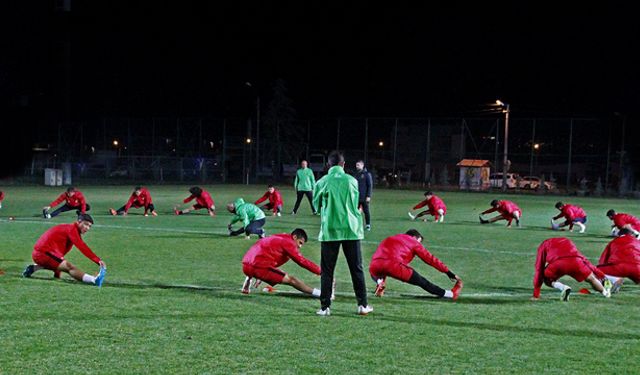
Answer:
[
  {"left": 496, "top": 100, "right": 510, "bottom": 192},
  {"left": 245, "top": 82, "right": 260, "bottom": 178}
]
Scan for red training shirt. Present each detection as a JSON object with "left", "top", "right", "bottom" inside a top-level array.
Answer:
[
  {"left": 124, "top": 188, "right": 153, "bottom": 212},
  {"left": 184, "top": 189, "right": 214, "bottom": 208},
  {"left": 533, "top": 237, "right": 588, "bottom": 297},
  {"left": 49, "top": 191, "right": 87, "bottom": 213},
  {"left": 371, "top": 233, "right": 449, "bottom": 273},
  {"left": 33, "top": 223, "right": 101, "bottom": 264},
  {"left": 612, "top": 213, "right": 640, "bottom": 232},
  {"left": 599, "top": 235, "right": 640, "bottom": 266},
  {"left": 242, "top": 233, "right": 320, "bottom": 275}
]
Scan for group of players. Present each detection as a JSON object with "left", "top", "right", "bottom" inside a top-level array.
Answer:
[{"left": 5, "top": 161, "right": 640, "bottom": 309}]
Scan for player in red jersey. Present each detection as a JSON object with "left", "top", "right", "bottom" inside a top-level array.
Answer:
[
  {"left": 255, "top": 184, "right": 284, "bottom": 216},
  {"left": 407, "top": 191, "right": 447, "bottom": 223},
  {"left": 42, "top": 186, "right": 90, "bottom": 219},
  {"left": 597, "top": 229, "right": 640, "bottom": 293},
  {"left": 240, "top": 228, "right": 322, "bottom": 297},
  {"left": 532, "top": 237, "right": 611, "bottom": 301},
  {"left": 174, "top": 186, "right": 215, "bottom": 216},
  {"left": 22, "top": 214, "right": 107, "bottom": 286},
  {"left": 369, "top": 229, "right": 463, "bottom": 299},
  {"left": 606, "top": 209, "right": 640, "bottom": 238},
  {"left": 109, "top": 186, "right": 157, "bottom": 216},
  {"left": 551, "top": 201, "right": 587, "bottom": 233},
  {"left": 479, "top": 199, "right": 522, "bottom": 227}
]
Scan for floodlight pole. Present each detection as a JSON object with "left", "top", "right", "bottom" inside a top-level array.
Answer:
[{"left": 498, "top": 101, "right": 510, "bottom": 192}]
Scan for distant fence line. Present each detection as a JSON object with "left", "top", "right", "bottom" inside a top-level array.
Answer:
[{"left": 22, "top": 116, "right": 634, "bottom": 194}]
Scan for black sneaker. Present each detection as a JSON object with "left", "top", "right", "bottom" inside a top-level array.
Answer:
[
  {"left": 42, "top": 209, "right": 50, "bottom": 219},
  {"left": 22, "top": 264, "right": 35, "bottom": 278}
]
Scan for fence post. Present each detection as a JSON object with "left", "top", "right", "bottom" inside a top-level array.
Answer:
[
  {"left": 566, "top": 118, "right": 573, "bottom": 191},
  {"left": 306, "top": 120, "right": 311, "bottom": 161},
  {"left": 605, "top": 120, "right": 611, "bottom": 191}
]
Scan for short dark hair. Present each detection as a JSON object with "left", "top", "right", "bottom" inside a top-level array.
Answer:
[
  {"left": 606, "top": 209, "right": 616, "bottom": 218},
  {"left": 291, "top": 228, "right": 308, "bottom": 242},
  {"left": 189, "top": 186, "right": 202, "bottom": 196},
  {"left": 424, "top": 191, "right": 433, "bottom": 196},
  {"left": 405, "top": 229, "right": 423, "bottom": 240},
  {"left": 77, "top": 213, "right": 94, "bottom": 224},
  {"left": 555, "top": 201, "right": 563, "bottom": 209},
  {"left": 66, "top": 186, "right": 76, "bottom": 193},
  {"left": 267, "top": 184, "right": 274, "bottom": 188},
  {"left": 134, "top": 186, "right": 142, "bottom": 191},
  {"left": 327, "top": 151, "right": 344, "bottom": 167},
  {"left": 490, "top": 199, "right": 499, "bottom": 207}
]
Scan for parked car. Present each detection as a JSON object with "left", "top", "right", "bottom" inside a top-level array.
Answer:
[
  {"left": 520, "top": 176, "right": 556, "bottom": 191},
  {"left": 489, "top": 172, "right": 520, "bottom": 189}
]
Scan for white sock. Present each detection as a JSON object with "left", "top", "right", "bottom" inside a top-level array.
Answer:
[
  {"left": 312, "top": 288, "right": 321, "bottom": 297},
  {"left": 575, "top": 222, "right": 586, "bottom": 232},
  {"left": 551, "top": 281, "right": 568, "bottom": 291},
  {"left": 443, "top": 290, "right": 453, "bottom": 298},
  {"left": 605, "top": 275, "right": 621, "bottom": 284},
  {"left": 82, "top": 274, "right": 96, "bottom": 284},
  {"left": 377, "top": 278, "right": 384, "bottom": 285}
]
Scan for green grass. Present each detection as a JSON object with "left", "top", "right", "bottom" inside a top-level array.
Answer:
[{"left": 1, "top": 185, "right": 639, "bottom": 374}]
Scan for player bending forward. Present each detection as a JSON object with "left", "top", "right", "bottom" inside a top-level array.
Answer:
[
  {"left": 597, "top": 229, "right": 640, "bottom": 293},
  {"left": 551, "top": 201, "right": 587, "bottom": 233},
  {"left": 408, "top": 191, "right": 446, "bottom": 223},
  {"left": 241, "top": 228, "right": 322, "bottom": 297},
  {"left": 175, "top": 186, "right": 216, "bottom": 216},
  {"left": 532, "top": 237, "right": 611, "bottom": 301},
  {"left": 479, "top": 199, "right": 522, "bottom": 227},
  {"left": 110, "top": 186, "right": 157, "bottom": 216},
  {"left": 22, "top": 214, "right": 107, "bottom": 287},
  {"left": 369, "top": 229, "right": 463, "bottom": 300},
  {"left": 606, "top": 209, "right": 640, "bottom": 238}
]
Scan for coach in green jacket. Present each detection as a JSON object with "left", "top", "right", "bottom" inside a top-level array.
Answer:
[
  {"left": 227, "top": 198, "right": 266, "bottom": 239},
  {"left": 313, "top": 151, "right": 371, "bottom": 316},
  {"left": 292, "top": 160, "right": 317, "bottom": 215}
]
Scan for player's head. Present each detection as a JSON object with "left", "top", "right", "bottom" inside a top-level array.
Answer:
[
  {"left": 77, "top": 213, "right": 94, "bottom": 233},
  {"left": 356, "top": 160, "right": 364, "bottom": 171},
  {"left": 189, "top": 186, "right": 202, "bottom": 196},
  {"left": 134, "top": 186, "right": 142, "bottom": 195},
  {"left": 267, "top": 184, "right": 275, "bottom": 193},
  {"left": 555, "top": 201, "right": 564, "bottom": 210},
  {"left": 291, "top": 228, "right": 308, "bottom": 248},
  {"left": 327, "top": 151, "right": 345, "bottom": 167},
  {"left": 301, "top": 160, "right": 308, "bottom": 168},
  {"left": 405, "top": 229, "right": 423, "bottom": 242},
  {"left": 66, "top": 186, "right": 76, "bottom": 196},
  {"left": 490, "top": 199, "right": 499, "bottom": 207},
  {"left": 226, "top": 202, "right": 236, "bottom": 213},
  {"left": 424, "top": 191, "right": 433, "bottom": 198},
  {"left": 606, "top": 209, "right": 616, "bottom": 219}
]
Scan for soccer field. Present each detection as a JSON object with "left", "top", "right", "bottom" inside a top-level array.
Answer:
[{"left": 1, "top": 185, "right": 639, "bottom": 373}]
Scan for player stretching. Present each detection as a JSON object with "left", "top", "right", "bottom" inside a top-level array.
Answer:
[
  {"left": 408, "top": 191, "right": 446, "bottom": 223},
  {"left": 22, "top": 214, "right": 107, "bottom": 287},
  {"left": 43, "top": 186, "right": 90, "bottom": 219},
  {"left": 369, "top": 229, "right": 462, "bottom": 299},
  {"left": 227, "top": 198, "right": 266, "bottom": 239},
  {"left": 110, "top": 186, "right": 157, "bottom": 216},
  {"left": 241, "top": 228, "right": 322, "bottom": 297},
  {"left": 551, "top": 201, "right": 587, "bottom": 233},
  {"left": 597, "top": 229, "right": 640, "bottom": 293},
  {"left": 255, "top": 185, "right": 284, "bottom": 216},
  {"left": 606, "top": 209, "right": 640, "bottom": 238},
  {"left": 479, "top": 199, "right": 522, "bottom": 227},
  {"left": 175, "top": 186, "right": 216, "bottom": 216},
  {"left": 532, "top": 237, "right": 611, "bottom": 301}
]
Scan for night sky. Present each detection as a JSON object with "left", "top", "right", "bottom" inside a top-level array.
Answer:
[{"left": 1, "top": 2, "right": 639, "bottom": 176}]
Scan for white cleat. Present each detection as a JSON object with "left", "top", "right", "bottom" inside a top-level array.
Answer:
[
  {"left": 407, "top": 212, "right": 415, "bottom": 220},
  {"left": 241, "top": 276, "right": 251, "bottom": 294},
  {"left": 560, "top": 287, "right": 571, "bottom": 302},
  {"left": 316, "top": 307, "right": 331, "bottom": 316},
  {"left": 357, "top": 305, "right": 373, "bottom": 315}
]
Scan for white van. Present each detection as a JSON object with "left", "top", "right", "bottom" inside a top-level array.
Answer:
[{"left": 489, "top": 172, "right": 519, "bottom": 189}]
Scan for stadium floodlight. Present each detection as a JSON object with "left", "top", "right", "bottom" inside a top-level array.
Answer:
[
  {"left": 246, "top": 138, "right": 252, "bottom": 144},
  {"left": 112, "top": 140, "right": 119, "bottom": 147},
  {"left": 496, "top": 100, "right": 510, "bottom": 192},
  {"left": 378, "top": 141, "right": 384, "bottom": 147}
]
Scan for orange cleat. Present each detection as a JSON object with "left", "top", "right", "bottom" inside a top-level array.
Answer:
[{"left": 451, "top": 279, "right": 463, "bottom": 301}]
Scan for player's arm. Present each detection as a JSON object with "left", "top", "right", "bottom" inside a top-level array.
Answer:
[
  {"left": 79, "top": 194, "right": 87, "bottom": 214},
  {"left": 532, "top": 246, "right": 546, "bottom": 299},
  {"left": 293, "top": 173, "right": 299, "bottom": 191},
  {"left": 183, "top": 194, "right": 195, "bottom": 204},
  {"left": 481, "top": 207, "right": 497, "bottom": 215},
  {"left": 312, "top": 181, "right": 323, "bottom": 211},
  {"left": 414, "top": 244, "right": 451, "bottom": 275},
  {"left": 285, "top": 243, "right": 321, "bottom": 275},
  {"left": 70, "top": 230, "right": 101, "bottom": 265},
  {"left": 255, "top": 193, "right": 268, "bottom": 205},
  {"left": 413, "top": 200, "right": 427, "bottom": 210},
  {"left": 47, "top": 193, "right": 65, "bottom": 209}
]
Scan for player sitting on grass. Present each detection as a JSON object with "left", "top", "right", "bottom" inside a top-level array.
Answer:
[
  {"left": 407, "top": 191, "right": 446, "bottom": 223},
  {"left": 532, "top": 237, "right": 611, "bottom": 301},
  {"left": 241, "top": 228, "right": 322, "bottom": 297},
  {"left": 109, "top": 186, "right": 157, "bottom": 216},
  {"left": 43, "top": 186, "right": 90, "bottom": 219},
  {"left": 175, "top": 186, "right": 216, "bottom": 216},
  {"left": 606, "top": 209, "right": 640, "bottom": 238},
  {"left": 227, "top": 198, "right": 266, "bottom": 239},
  {"left": 369, "top": 229, "right": 463, "bottom": 300},
  {"left": 479, "top": 199, "right": 521, "bottom": 227},
  {"left": 597, "top": 229, "right": 640, "bottom": 293},
  {"left": 551, "top": 201, "right": 586, "bottom": 233},
  {"left": 254, "top": 184, "right": 284, "bottom": 216},
  {"left": 22, "top": 214, "right": 107, "bottom": 287}
]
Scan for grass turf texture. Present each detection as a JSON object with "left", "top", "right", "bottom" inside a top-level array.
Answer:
[{"left": 1, "top": 185, "right": 639, "bottom": 373}]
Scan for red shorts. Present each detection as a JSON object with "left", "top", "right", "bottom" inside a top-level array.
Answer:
[
  {"left": 598, "top": 263, "right": 640, "bottom": 284},
  {"left": 501, "top": 210, "right": 521, "bottom": 220},
  {"left": 32, "top": 250, "right": 64, "bottom": 271},
  {"left": 242, "top": 263, "right": 286, "bottom": 286},
  {"left": 369, "top": 259, "right": 414, "bottom": 283},
  {"left": 544, "top": 257, "right": 597, "bottom": 283}
]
